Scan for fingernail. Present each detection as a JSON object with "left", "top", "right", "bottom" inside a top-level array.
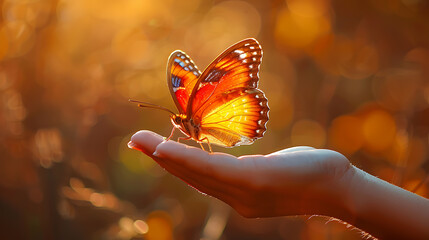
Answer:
[
  {"left": 153, "top": 151, "right": 161, "bottom": 157},
  {"left": 127, "top": 141, "right": 143, "bottom": 151}
]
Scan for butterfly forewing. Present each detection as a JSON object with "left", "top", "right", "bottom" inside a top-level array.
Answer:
[
  {"left": 167, "top": 50, "right": 202, "bottom": 113},
  {"left": 189, "top": 38, "right": 263, "bottom": 115},
  {"left": 188, "top": 38, "right": 269, "bottom": 147}
]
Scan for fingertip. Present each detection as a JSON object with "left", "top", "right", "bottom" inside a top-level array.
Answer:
[
  {"left": 129, "top": 130, "right": 164, "bottom": 154},
  {"left": 131, "top": 130, "right": 164, "bottom": 143},
  {"left": 127, "top": 141, "right": 141, "bottom": 151}
]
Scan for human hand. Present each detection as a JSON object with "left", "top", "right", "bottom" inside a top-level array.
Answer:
[{"left": 128, "top": 130, "right": 353, "bottom": 218}]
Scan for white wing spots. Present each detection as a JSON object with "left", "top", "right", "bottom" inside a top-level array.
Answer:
[
  {"left": 239, "top": 53, "right": 247, "bottom": 59},
  {"left": 185, "top": 60, "right": 190, "bottom": 64},
  {"left": 249, "top": 65, "right": 254, "bottom": 69},
  {"left": 184, "top": 67, "right": 189, "bottom": 71},
  {"left": 244, "top": 43, "right": 250, "bottom": 46},
  {"left": 193, "top": 71, "right": 199, "bottom": 76},
  {"left": 249, "top": 73, "right": 254, "bottom": 78},
  {"left": 258, "top": 120, "right": 263, "bottom": 125},
  {"left": 243, "top": 59, "right": 247, "bottom": 63},
  {"left": 255, "top": 94, "right": 261, "bottom": 98},
  {"left": 189, "top": 65, "right": 193, "bottom": 70},
  {"left": 259, "top": 102, "right": 264, "bottom": 106},
  {"left": 180, "top": 55, "right": 185, "bottom": 59},
  {"left": 173, "top": 58, "right": 186, "bottom": 67},
  {"left": 252, "top": 57, "right": 257, "bottom": 61},
  {"left": 250, "top": 46, "right": 255, "bottom": 50},
  {"left": 234, "top": 49, "right": 244, "bottom": 54},
  {"left": 252, "top": 51, "right": 258, "bottom": 55}
]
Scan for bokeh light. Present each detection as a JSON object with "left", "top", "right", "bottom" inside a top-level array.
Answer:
[
  {"left": 275, "top": 0, "right": 332, "bottom": 55},
  {"left": 290, "top": 119, "right": 326, "bottom": 148},
  {"left": 0, "top": 0, "right": 428, "bottom": 239},
  {"left": 362, "top": 108, "right": 397, "bottom": 153},
  {"left": 329, "top": 115, "right": 364, "bottom": 155},
  {"left": 146, "top": 211, "right": 173, "bottom": 240}
]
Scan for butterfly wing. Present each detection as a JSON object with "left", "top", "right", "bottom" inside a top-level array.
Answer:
[
  {"left": 199, "top": 88, "right": 269, "bottom": 146},
  {"left": 167, "top": 50, "right": 202, "bottom": 113},
  {"left": 189, "top": 38, "right": 269, "bottom": 147}
]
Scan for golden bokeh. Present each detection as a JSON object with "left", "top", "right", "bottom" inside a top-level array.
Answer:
[
  {"left": 291, "top": 119, "right": 326, "bottom": 148},
  {"left": 329, "top": 115, "right": 364, "bottom": 155},
  {"left": 275, "top": 6, "right": 331, "bottom": 50},
  {"left": 146, "top": 211, "right": 173, "bottom": 240},
  {"left": 362, "top": 109, "right": 397, "bottom": 153}
]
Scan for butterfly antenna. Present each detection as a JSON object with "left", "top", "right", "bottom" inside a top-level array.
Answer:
[{"left": 128, "top": 99, "right": 176, "bottom": 115}]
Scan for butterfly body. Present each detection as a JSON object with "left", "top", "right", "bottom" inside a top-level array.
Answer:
[
  {"left": 134, "top": 38, "right": 269, "bottom": 152},
  {"left": 170, "top": 114, "right": 201, "bottom": 141}
]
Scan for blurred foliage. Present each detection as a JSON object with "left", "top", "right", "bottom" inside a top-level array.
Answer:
[{"left": 0, "top": 0, "right": 428, "bottom": 239}]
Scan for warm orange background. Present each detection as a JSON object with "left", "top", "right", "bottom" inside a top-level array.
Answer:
[{"left": 1, "top": 0, "right": 428, "bottom": 239}]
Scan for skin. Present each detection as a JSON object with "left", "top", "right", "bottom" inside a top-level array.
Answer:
[{"left": 128, "top": 130, "right": 429, "bottom": 240}]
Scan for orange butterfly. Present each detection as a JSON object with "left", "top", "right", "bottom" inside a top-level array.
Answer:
[{"left": 131, "top": 38, "right": 269, "bottom": 152}]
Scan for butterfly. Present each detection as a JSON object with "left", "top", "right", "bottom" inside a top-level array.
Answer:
[{"left": 131, "top": 38, "right": 269, "bottom": 152}]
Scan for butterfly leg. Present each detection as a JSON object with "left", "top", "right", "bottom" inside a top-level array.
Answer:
[
  {"left": 206, "top": 139, "right": 213, "bottom": 153},
  {"left": 199, "top": 137, "right": 213, "bottom": 153},
  {"left": 198, "top": 142, "right": 206, "bottom": 151},
  {"left": 166, "top": 127, "right": 176, "bottom": 141},
  {"left": 177, "top": 136, "right": 191, "bottom": 143}
]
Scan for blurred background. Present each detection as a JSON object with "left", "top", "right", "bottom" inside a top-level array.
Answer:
[{"left": 0, "top": 0, "right": 428, "bottom": 239}]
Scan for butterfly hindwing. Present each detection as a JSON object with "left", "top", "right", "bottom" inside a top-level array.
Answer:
[
  {"left": 199, "top": 88, "right": 269, "bottom": 147},
  {"left": 188, "top": 38, "right": 269, "bottom": 147},
  {"left": 167, "top": 51, "right": 202, "bottom": 113}
]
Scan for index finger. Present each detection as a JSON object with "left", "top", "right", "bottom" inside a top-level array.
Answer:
[{"left": 154, "top": 141, "right": 242, "bottom": 181}]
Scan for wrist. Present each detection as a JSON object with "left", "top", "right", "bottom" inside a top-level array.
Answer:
[
  {"left": 298, "top": 160, "right": 356, "bottom": 222},
  {"left": 330, "top": 165, "right": 365, "bottom": 227},
  {"left": 315, "top": 163, "right": 357, "bottom": 221}
]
